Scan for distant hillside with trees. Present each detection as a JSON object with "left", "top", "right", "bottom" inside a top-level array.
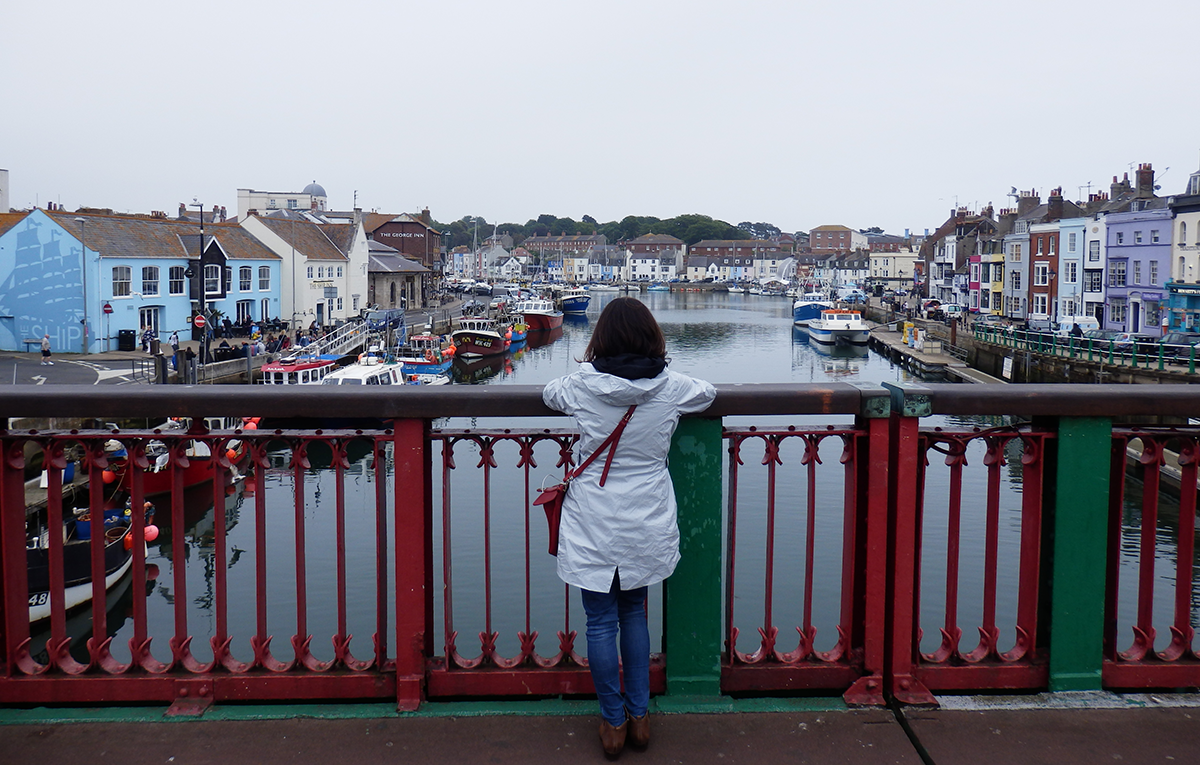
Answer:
[{"left": 435, "top": 212, "right": 761, "bottom": 251}]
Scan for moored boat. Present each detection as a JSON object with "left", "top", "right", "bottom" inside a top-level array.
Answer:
[
  {"left": 260, "top": 354, "right": 341, "bottom": 385},
  {"left": 647, "top": 283, "right": 670, "bottom": 292},
  {"left": 106, "top": 417, "right": 248, "bottom": 497},
  {"left": 26, "top": 498, "right": 156, "bottom": 623},
  {"left": 398, "top": 334, "right": 454, "bottom": 375},
  {"left": 321, "top": 352, "right": 407, "bottom": 385},
  {"left": 556, "top": 287, "right": 591, "bottom": 315},
  {"left": 453, "top": 317, "right": 511, "bottom": 357},
  {"left": 511, "top": 298, "right": 563, "bottom": 332},
  {"left": 806, "top": 308, "right": 870, "bottom": 346},
  {"left": 792, "top": 291, "right": 835, "bottom": 326}
]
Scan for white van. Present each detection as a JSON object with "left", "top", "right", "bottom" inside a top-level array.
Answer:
[{"left": 1053, "top": 315, "right": 1100, "bottom": 337}]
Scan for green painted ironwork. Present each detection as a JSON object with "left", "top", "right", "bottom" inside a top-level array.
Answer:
[
  {"left": 1048, "top": 416, "right": 1112, "bottom": 691},
  {"left": 664, "top": 417, "right": 724, "bottom": 700}
]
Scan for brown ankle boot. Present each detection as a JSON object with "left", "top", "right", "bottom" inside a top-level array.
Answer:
[
  {"left": 599, "top": 718, "right": 627, "bottom": 759},
  {"left": 627, "top": 712, "right": 650, "bottom": 749}
]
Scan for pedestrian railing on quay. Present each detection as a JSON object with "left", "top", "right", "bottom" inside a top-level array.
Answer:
[
  {"left": 972, "top": 325, "right": 1200, "bottom": 373},
  {"left": 4, "top": 384, "right": 1200, "bottom": 712}
]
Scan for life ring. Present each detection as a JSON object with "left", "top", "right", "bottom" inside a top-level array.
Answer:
[{"left": 425, "top": 349, "right": 435, "bottom": 362}]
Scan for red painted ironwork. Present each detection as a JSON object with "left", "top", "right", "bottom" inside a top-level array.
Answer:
[
  {"left": 1103, "top": 429, "right": 1200, "bottom": 688},
  {"left": 2, "top": 424, "right": 399, "bottom": 706},
  {"left": 430, "top": 429, "right": 598, "bottom": 696},
  {"left": 8, "top": 384, "right": 1200, "bottom": 710},
  {"left": 721, "top": 425, "right": 866, "bottom": 698},
  {"left": 898, "top": 425, "right": 1052, "bottom": 697}
]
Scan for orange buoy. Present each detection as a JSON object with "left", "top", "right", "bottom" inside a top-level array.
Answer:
[
  {"left": 144, "top": 524, "right": 159, "bottom": 542},
  {"left": 102, "top": 469, "right": 116, "bottom": 484},
  {"left": 244, "top": 421, "right": 257, "bottom": 430},
  {"left": 124, "top": 533, "right": 134, "bottom": 550},
  {"left": 226, "top": 448, "right": 238, "bottom": 461}
]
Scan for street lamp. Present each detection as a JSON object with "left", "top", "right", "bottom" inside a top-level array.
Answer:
[{"left": 74, "top": 217, "right": 89, "bottom": 354}]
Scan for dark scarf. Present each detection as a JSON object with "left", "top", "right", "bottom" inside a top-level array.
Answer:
[{"left": 592, "top": 353, "right": 667, "bottom": 380}]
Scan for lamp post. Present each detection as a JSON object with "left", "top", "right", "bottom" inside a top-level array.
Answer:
[
  {"left": 1049, "top": 268, "right": 1058, "bottom": 324},
  {"left": 190, "top": 200, "right": 208, "bottom": 364},
  {"left": 73, "top": 217, "right": 90, "bottom": 354}
]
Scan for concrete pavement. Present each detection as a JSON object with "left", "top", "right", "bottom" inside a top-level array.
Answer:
[{"left": 3, "top": 692, "right": 1200, "bottom": 764}]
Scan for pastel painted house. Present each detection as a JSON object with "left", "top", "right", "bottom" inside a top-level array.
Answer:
[{"left": 0, "top": 209, "right": 281, "bottom": 353}]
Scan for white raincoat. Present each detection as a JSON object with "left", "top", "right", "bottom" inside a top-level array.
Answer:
[{"left": 543, "top": 363, "right": 716, "bottom": 592}]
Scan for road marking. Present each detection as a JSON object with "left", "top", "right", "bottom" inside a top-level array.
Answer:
[
  {"left": 31, "top": 375, "right": 46, "bottom": 385},
  {"left": 66, "top": 360, "right": 143, "bottom": 383}
]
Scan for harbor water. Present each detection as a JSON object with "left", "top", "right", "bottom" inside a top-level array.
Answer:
[{"left": 34, "top": 291, "right": 1197, "bottom": 670}]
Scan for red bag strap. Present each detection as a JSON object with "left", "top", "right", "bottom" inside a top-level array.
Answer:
[{"left": 569, "top": 404, "right": 637, "bottom": 486}]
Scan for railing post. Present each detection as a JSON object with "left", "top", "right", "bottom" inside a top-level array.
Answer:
[
  {"left": 881, "top": 383, "right": 937, "bottom": 706},
  {"left": 393, "top": 418, "right": 429, "bottom": 710},
  {"left": 843, "top": 388, "right": 890, "bottom": 706},
  {"left": 663, "top": 416, "right": 724, "bottom": 706},
  {"left": 1047, "top": 416, "right": 1112, "bottom": 691}
]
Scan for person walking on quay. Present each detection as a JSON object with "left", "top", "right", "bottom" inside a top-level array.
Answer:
[
  {"left": 40, "top": 334, "right": 53, "bottom": 365},
  {"left": 542, "top": 297, "right": 715, "bottom": 759}
]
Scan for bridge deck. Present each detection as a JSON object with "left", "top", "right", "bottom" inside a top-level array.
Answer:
[{"left": 3, "top": 695, "right": 1197, "bottom": 764}]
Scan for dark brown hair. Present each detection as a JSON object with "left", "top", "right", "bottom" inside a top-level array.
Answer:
[{"left": 583, "top": 297, "right": 666, "bottom": 361}]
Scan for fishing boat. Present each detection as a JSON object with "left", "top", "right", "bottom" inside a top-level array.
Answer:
[
  {"left": 453, "top": 317, "right": 511, "bottom": 357},
  {"left": 398, "top": 334, "right": 454, "bottom": 375},
  {"left": 647, "top": 283, "right": 670, "bottom": 292},
  {"left": 792, "top": 291, "right": 834, "bottom": 326},
  {"left": 26, "top": 499, "right": 155, "bottom": 623},
  {"left": 260, "top": 354, "right": 341, "bottom": 385},
  {"left": 106, "top": 417, "right": 248, "bottom": 497},
  {"left": 508, "top": 318, "right": 529, "bottom": 344},
  {"left": 806, "top": 308, "right": 870, "bottom": 346},
  {"left": 556, "top": 287, "right": 591, "bottom": 315},
  {"left": 510, "top": 298, "right": 563, "bottom": 332}
]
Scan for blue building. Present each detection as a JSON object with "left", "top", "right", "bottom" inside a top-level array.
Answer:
[{"left": 0, "top": 209, "right": 281, "bottom": 353}]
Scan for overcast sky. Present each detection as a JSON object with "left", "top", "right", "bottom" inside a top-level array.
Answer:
[{"left": 3, "top": 0, "right": 1198, "bottom": 236}]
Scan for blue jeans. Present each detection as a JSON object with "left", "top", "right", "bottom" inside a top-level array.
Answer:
[{"left": 580, "top": 573, "right": 649, "bottom": 726}]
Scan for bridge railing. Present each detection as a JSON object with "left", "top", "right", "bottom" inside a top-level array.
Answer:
[{"left": 3, "top": 384, "right": 1200, "bottom": 711}]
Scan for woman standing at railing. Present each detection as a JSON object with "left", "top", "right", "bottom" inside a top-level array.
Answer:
[{"left": 543, "top": 297, "right": 716, "bottom": 759}]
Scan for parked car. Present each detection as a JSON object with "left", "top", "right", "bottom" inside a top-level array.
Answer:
[
  {"left": 1158, "top": 331, "right": 1200, "bottom": 360},
  {"left": 1083, "top": 329, "right": 1122, "bottom": 342},
  {"left": 1111, "top": 332, "right": 1156, "bottom": 355}
]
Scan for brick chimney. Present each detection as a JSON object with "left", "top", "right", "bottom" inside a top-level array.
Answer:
[
  {"left": 1135, "top": 163, "right": 1155, "bottom": 198},
  {"left": 1111, "top": 173, "right": 1132, "bottom": 200},
  {"left": 179, "top": 202, "right": 186, "bottom": 218},
  {"left": 421, "top": 208, "right": 432, "bottom": 225},
  {"left": 1017, "top": 190, "right": 1040, "bottom": 217},
  {"left": 1048, "top": 187, "right": 1064, "bottom": 220}
]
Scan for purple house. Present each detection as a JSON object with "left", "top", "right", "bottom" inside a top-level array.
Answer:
[{"left": 1104, "top": 201, "right": 1172, "bottom": 336}]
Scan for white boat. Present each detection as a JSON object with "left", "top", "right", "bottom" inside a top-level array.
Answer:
[
  {"left": 728, "top": 285, "right": 745, "bottom": 294},
  {"left": 806, "top": 308, "right": 869, "bottom": 346},
  {"left": 405, "top": 372, "right": 450, "bottom": 386},
  {"left": 260, "top": 354, "right": 340, "bottom": 385},
  {"left": 793, "top": 291, "right": 834, "bottom": 326},
  {"left": 587, "top": 283, "right": 620, "bottom": 292},
  {"left": 321, "top": 354, "right": 406, "bottom": 385}
]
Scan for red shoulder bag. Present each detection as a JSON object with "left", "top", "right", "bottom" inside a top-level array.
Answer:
[{"left": 534, "top": 404, "right": 637, "bottom": 556}]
